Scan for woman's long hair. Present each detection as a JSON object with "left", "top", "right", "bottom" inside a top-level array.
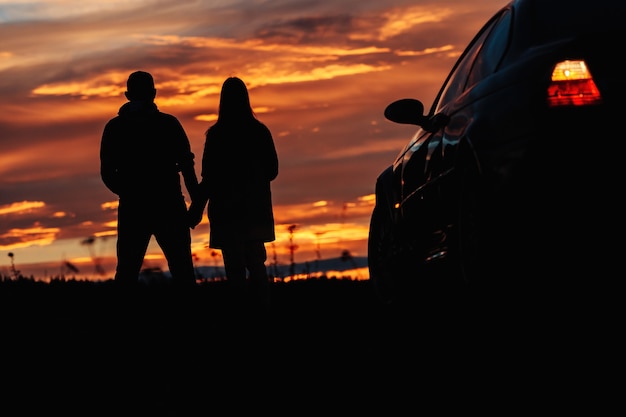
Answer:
[{"left": 215, "top": 77, "right": 256, "bottom": 125}]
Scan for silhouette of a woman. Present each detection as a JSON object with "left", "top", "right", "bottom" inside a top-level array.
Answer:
[{"left": 190, "top": 77, "right": 278, "bottom": 302}]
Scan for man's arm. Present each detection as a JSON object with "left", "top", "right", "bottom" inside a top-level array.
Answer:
[{"left": 179, "top": 153, "right": 199, "bottom": 201}]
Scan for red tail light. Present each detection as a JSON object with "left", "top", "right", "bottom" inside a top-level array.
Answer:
[{"left": 547, "top": 60, "right": 602, "bottom": 107}]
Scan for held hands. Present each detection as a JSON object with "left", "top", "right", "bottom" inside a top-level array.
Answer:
[
  {"left": 187, "top": 199, "right": 206, "bottom": 229},
  {"left": 187, "top": 183, "right": 208, "bottom": 229}
]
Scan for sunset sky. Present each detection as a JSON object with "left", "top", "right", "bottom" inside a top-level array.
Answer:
[{"left": 0, "top": 0, "right": 506, "bottom": 281}]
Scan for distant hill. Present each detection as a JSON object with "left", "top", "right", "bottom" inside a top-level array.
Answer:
[{"left": 195, "top": 255, "right": 368, "bottom": 280}]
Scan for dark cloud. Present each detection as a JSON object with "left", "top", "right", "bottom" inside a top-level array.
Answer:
[{"left": 256, "top": 14, "right": 355, "bottom": 44}]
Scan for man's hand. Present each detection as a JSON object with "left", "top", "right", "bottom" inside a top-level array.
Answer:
[{"left": 187, "top": 200, "right": 205, "bottom": 229}]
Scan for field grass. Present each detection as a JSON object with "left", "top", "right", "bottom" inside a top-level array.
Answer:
[{"left": 0, "top": 276, "right": 614, "bottom": 415}]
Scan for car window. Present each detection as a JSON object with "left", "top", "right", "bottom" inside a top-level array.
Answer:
[
  {"left": 464, "top": 11, "right": 511, "bottom": 90},
  {"left": 434, "top": 9, "right": 510, "bottom": 113}
]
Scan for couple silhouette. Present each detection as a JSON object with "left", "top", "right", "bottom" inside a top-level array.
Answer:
[{"left": 100, "top": 71, "right": 278, "bottom": 302}]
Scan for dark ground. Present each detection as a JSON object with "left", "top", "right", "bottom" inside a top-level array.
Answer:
[{"left": 0, "top": 278, "right": 618, "bottom": 415}]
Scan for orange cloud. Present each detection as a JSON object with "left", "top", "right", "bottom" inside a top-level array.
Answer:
[
  {"left": 0, "top": 226, "right": 60, "bottom": 250},
  {"left": 0, "top": 201, "right": 45, "bottom": 216},
  {"left": 377, "top": 6, "right": 452, "bottom": 40}
]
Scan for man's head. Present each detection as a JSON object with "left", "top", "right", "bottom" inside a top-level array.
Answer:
[{"left": 125, "top": 71, "right": 156, "bottom": 102}]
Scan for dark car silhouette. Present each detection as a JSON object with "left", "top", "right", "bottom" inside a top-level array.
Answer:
[{"left": 368, "top": 0, "right": 625, "bottom": 305}]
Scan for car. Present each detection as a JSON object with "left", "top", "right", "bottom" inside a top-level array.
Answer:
[{"left": 367, "top": 0, "right": 624, "bottom": 305}]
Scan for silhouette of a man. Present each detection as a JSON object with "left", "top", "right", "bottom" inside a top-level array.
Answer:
[{"left": 100, "top": 70, "right": 198, "bottom": 288}]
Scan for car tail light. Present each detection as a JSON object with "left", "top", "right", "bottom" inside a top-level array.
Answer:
[{"left": 547, "top": 59, "right": 602, "bottom": 107}]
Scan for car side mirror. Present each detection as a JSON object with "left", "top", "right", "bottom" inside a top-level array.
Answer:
[{"left": 384, "top": 98, "right": 429, "bottom": 126}]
